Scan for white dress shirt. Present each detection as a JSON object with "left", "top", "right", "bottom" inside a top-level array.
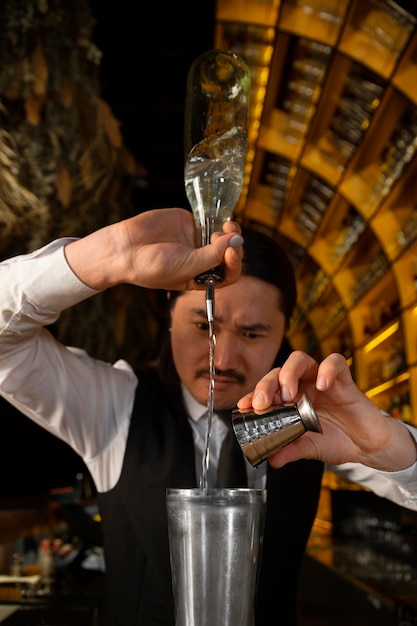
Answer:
[{"left": 0, "top": 238, "right": 416, "bottom": 511}]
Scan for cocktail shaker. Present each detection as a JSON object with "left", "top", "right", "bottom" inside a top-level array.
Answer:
[{"left": 166, "top": 487, "right": 266, "bottom": 626}]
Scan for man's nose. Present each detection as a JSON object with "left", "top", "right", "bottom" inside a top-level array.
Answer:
[{"left": 213, "top": 332, "right": 240, "bottom": 370}]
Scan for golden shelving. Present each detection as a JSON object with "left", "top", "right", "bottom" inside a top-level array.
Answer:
[{"left": 215, "top": 0, "right": 417, "bottom": 426}]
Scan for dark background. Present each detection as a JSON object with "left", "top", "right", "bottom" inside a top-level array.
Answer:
[{"left": 91, "top": 0, "right": 217, "bottom": 212}]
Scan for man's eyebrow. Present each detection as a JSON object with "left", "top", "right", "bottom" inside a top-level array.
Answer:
[
  {"left": 238, "top": 322, "right": 272, "bottom": 333},
  {"left": 190, "top": 308, "right": 272, "bottom": 332},
  {"left": 190, "top": 307, "right": 209, "bottom": 318}
]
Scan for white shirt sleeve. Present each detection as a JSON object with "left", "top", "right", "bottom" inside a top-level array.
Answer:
[
  {"left": 328, "top": 423, "right": 417, "bottom": 511},
  {"left": 0, "top": 239, "right": 138, "bottom": 492}
]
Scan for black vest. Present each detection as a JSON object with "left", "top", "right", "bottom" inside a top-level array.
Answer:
[{"left": 98, "top": 369, "right": 324, "bottom": 626}]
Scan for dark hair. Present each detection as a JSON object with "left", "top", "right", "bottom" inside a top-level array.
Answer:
[{"left": 240, "top": 227, "right": 297, "bottom": 328}]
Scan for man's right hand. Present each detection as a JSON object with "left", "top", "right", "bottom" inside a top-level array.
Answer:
[{"left": 64, "top": 208, "right": 244, "bottom": 292}]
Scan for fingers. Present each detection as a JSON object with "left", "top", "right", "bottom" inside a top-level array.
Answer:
[
  {"left": 209, "top": 226, "right": 243, "bottom": 286},
  {"left": 267, "top": 434, "right": 320, "bottom": 468},
  {"left": 277, "top": 351, "right": 353, "bottom": 398},
  {"left": 314, "top": 352, "right": 354, "bottom": 390},
  {"left": 221, "top": 219, "right": 242, "bottom": 235},
  {"left": 238, "top": 351, "right": 319, "bottom": 410},
  {"left": 276, "top": 351, "right": 321, "bottom": 397},
  {"left": 209, "top": 219, "right": 242, "bottom": 242},
  {"left": 236, "top": 368, "right": 282, "bottom": 410},
  {"left": 237, "top": 351, "right": 353, "bottom": 412}
]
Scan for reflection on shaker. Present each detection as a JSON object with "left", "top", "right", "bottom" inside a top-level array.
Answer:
[{"left": 232, "top": 392, "right": 322, "bottom": 466}]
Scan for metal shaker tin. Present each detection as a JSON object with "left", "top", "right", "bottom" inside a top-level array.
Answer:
[{"left": 232, "top": 393, "right": 322, "bottom": 466}]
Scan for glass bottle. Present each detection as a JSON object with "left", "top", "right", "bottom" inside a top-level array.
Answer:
[{"left": 184, "top": 49, "right": 250, "bottom": 284}]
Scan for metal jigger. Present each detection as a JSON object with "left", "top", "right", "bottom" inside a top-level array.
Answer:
[{"left": 232, "top": 393, "right": 323, "bottom": 466}]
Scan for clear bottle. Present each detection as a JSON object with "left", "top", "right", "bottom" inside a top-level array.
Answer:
[
  {"left": 184, "top": 49, "right": 250, "bottom": 284},
  {"left": 184, "top": 126, "right": 247, "bottom": 247}
]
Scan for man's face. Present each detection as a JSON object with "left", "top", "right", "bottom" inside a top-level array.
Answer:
[{"left": 170, "top": 275, "right": 286, "bottom": 410}]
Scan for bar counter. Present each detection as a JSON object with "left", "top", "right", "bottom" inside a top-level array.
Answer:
[{"left": 297, "top": 487, "right": 417, "bottom": 626}]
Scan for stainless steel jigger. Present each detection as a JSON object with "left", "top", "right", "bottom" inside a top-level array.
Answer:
[{"left": 232, "top": 393, "right": 322, "bottom": 466}]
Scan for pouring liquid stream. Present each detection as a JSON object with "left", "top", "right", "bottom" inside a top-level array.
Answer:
[
  {"left": 199, "top": 278, "right": 216, "bottom": 490},
  {"left": 183, "top": 50, "right": 250, "bottom": 489}
]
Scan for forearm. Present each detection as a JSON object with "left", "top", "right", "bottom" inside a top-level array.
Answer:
[
  {"left": 64, "top": 209, "right": 244, "bottom": 292},
  {"left": 332, "top": 423, "right": 417, "bottom": 511},
  {"left": 366, "top": 416, "right": 417, "bottom": 472},
  {"left": 349, "top": 407, "right": 417, "bottom": 473},
  {"left": 64, "top": 221, "right": 129, "bottom": 291},
  {"left": 0, "top": 238, "right": 97, "bottom": 337}
]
